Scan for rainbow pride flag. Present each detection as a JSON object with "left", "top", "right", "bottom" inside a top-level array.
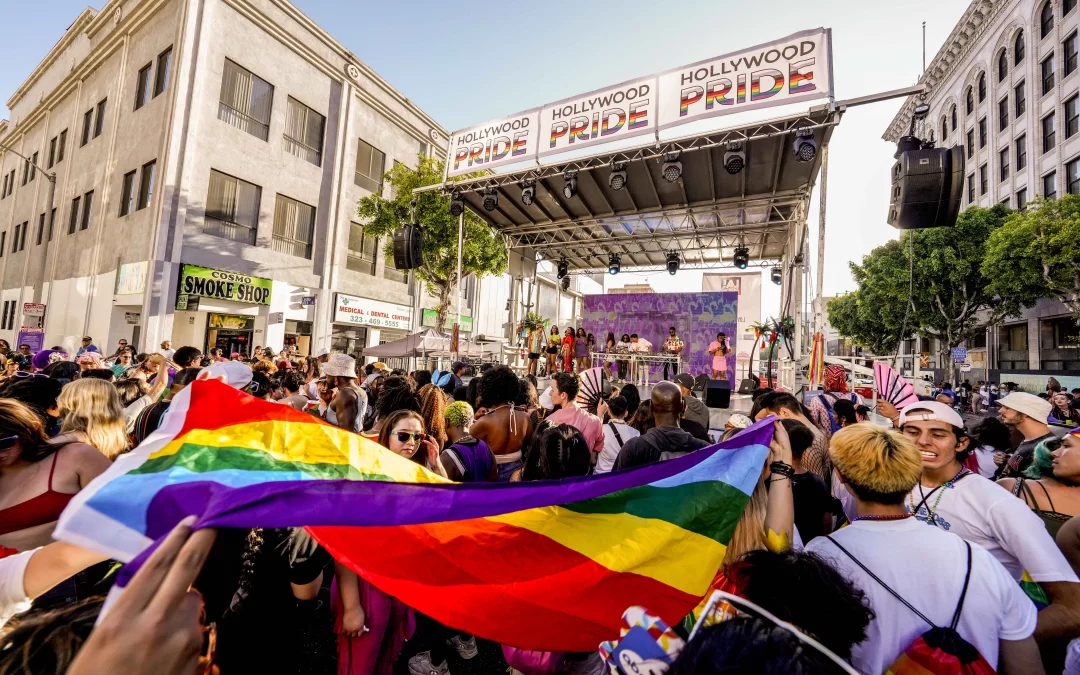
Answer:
[{"left": 55, "top": 380, "right": 771, "bottom": 651}]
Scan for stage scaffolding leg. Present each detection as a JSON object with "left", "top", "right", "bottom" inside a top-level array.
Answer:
[{"left": 814, "top": 145, "right": 829, "bottom": 337}]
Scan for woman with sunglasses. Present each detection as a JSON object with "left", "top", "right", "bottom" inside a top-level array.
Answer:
[
  {"left": 0, "top": 399, "right": 111, "bottom": 552},
  {"left": 0, "top": 358, "right": 18, "bottom": 383},
  {"left": 377, "top": 409, "right": 446, "bottom": 477}
]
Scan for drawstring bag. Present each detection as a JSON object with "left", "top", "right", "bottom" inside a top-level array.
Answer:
[{"left": 825, "top": 536, "right": 995, "bottom": 675}]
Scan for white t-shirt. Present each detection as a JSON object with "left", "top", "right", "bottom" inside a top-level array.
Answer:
[
  {"left": 0, "top": 549, "right": 35, "bottom": 628},
  {"left": 908, "top": 472, "right": 1079, "bottom": 583},
  {"left": 597, "top": 420, "right": 640, "bottom": 473},
  {"left": 160, "top": 348, "right": 175, "bottom": 360},
  {"left": 808, "top": 519, "right": 1036, "bottom": 675},
  {"left": 973, "top": 445, "right": 999, "bottom": 479}
]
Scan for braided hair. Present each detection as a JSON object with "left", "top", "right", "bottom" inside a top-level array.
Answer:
[{"left": 521, "top": 422, "right": 591, "bottom": 481}]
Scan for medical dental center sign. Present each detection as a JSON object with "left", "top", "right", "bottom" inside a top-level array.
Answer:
[{"left": 445, "top": 28, "right": 832, "bottom": 177}]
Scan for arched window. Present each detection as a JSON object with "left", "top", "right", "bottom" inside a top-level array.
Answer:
[
  {"left": 1016, "top": 30, "right": 1026, "bottom": 64},
  {"left": 951, "top": 104, "right": 958, "bottom": 130},
  {"left": 998, "top": 49, "right": 1009, "bottom": 81},
  {"left": 1042, "top": 1, "right": 1054, "bottom": 39},
  {"left": 941, "top": 116, "right": 948, "bottom": 140},
  {"left": 978, "top": 73, "right": 987, "bottom": 101},
  {"left": 966, "top": 87, "right": 974, "bottom": 114}
]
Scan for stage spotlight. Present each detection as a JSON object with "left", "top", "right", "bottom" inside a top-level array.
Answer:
[
  {"left": 482, "top": 188, "right": 499, "bottom": 212},
  {"left": 661, "top": 152, "right": 682, "bottom": 182},
  {"left": 561, "top": 275, "right": 571, "bottom": 291},
  {"left": 521, "top": 180, "right": 535, "bottom": 206},
  {"left": 449, "top": 192, "right": 464, "bottom": 217},
  {"left": 724, "top": 143, "right": 745, "bottom": 175},
  {"left": 771, "top": 266, "right": 782, "bottom": 285},
  {"left": 733, "top": 246, "right": 750, "bottom": 270},
  {"left": 608, "top": 253, "right": 621, "bottom": 276},
  {"left": 794, "top": 128, "right": 817, "bottom": 163},
  {"left": 563, "top": 171, "right": 578, "bottom": 199},
  {"left": 609, "top": 162, "right": 627, "bottom": 191},
  {"left": 557, "top": 259, "right": 568, "bottom": 279},
  {"left": 666, "top": 251, "right": 680, "bottom": 275}
]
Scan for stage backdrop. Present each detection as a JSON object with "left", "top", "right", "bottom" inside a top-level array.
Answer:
[{"left": 583, "top": 292, "right": 738, "bottom": 385}]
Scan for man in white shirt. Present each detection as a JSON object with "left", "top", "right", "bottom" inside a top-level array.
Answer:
[
  {"left": 596, "top": 395, "right": 639, "bottom": 473},
  {"left": 900, "top": 400, "right": 1080, "bottom": 650},
  {"left": 159, "top": 340, "right": 175, "bottom": 360},
  {"left": 808, "top": 423, "right": 1042, "bottom": 675},
  {"left": 628, "top": 334, "right": 652, "bottom": 385}
]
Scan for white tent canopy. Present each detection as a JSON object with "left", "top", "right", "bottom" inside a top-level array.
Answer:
[{"left": 362, "top": 328, "right": 487, "bottom": 358}]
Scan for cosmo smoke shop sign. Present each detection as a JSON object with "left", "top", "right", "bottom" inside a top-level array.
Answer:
[{"left": 178, "top": 264, "right": 272, "bottom": 305}]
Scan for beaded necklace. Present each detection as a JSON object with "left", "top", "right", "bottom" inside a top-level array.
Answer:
[
  {"left": 851, "top": 513, "right": 913, "bottom": 523},
  {"left": 909, "top": 467, "right": 970, "bottom": 526}
]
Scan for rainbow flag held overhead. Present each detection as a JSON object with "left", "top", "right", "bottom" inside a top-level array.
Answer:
[{"left": 56, "top": 380, "right": 772, "bottom": 651}]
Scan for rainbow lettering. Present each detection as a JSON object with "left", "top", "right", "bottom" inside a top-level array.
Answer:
[
  {"left": 601, "top": 109, "right": 626, "bottom": 136},
  {"left": 549, "top": 121, "right": 569, "bottom": 148},
  {"left": 680, "top": 86, "right": 704, "bottom": 117},
  {"left": 569, "top": 117, "right": 590, "bottom": 143},
  {"left": 628, "top": 100, "right": 649, "bottom": 129},
  {"left": 750, "top": 69, "right": 784, "bottom": 101},
  {"left": 705, "top": 79, "right": 733, "bottom": 109},
  {"left": 512, "top": 132, "right": 528, "bottom": 156},
  {"left": 789, "top": 58, "right": 816, "bottom": 95},
  {"left": 736, "top": 74, "right": 746, "bottom": 104},
  {"left": 490, "top": 137, "right": 512, "bottom": 162}
]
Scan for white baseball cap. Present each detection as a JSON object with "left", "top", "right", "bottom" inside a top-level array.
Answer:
[
  {"left": 998, "top": 392, "right": 1053, "bottom": 423},
  {"left": 898, "top": 400, "right": 965, "bottom": 429}
]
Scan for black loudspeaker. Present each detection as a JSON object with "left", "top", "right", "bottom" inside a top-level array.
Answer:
[
  {"left": 392, "top": 225, "right": 423, "bottom": 269},
  {"left": 705, "top": 378, "right": 731, "bottom": 409},
  {"left": 737, "top": 378, "right": 756, "bottom": 395},
  {"left": 887, "top": 145, "right": 964, "bottom": 230}
]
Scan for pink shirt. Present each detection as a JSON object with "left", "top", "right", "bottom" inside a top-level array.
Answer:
[{"left": 546, "top": 404, "right": 605, "bottom": 454}]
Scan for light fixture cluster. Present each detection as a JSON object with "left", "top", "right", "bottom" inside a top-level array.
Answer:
[
  {"left": 608, "top": 253, "right": 621, "bottom": 276},
  {"left": 733, "top": 246, "right": 750, "bottom": 270}
]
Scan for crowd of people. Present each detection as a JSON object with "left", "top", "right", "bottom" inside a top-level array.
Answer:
[{"left": 2, "top": 335, "right": 1080, "bottom": 674}]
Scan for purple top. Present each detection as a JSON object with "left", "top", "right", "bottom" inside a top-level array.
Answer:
[
  {"left": 574, "top": 339, "right": 589, "bottom": 358},
  {"left": 445, "top": 437, "right": 494, "bottom": 482}
]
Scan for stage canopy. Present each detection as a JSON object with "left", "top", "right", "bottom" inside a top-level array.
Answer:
[{"left": 422, "top": 107, "right": 840, "bottom": 275}]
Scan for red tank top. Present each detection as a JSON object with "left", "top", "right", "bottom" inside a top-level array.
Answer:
[{"left": 0, "top": 450, "right": 75, "bottom": 536}]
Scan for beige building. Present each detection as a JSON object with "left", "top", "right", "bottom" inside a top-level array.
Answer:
[{"left": 0, "top": 0, "right": 449, "bottom": 358}]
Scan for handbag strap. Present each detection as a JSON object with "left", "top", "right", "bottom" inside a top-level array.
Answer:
[
  {"left": 607, "top": 422, "right": 624, "bottom": 446},
  {"left": 950, "top": 539, "right": 973, "bottom": 631},
  {"left": 825, "top": 535, "right": 936, "bottom": 628}
]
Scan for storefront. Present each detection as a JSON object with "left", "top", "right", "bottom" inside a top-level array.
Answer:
[
  {"left": 284, "top": 320, "right": 313, "bottom": 356},
  {"left": 207, "top": 313, "right": 256, "bottom": 356},
  {"left": 332, "top": 293, "right": 414, "bottom": 362},
  {"left": 173, "top": 264, "right": 273, "bottom": 357}
]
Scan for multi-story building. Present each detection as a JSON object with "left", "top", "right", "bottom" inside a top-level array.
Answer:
[
  {"left": 0, "top": 0, "right": 457, "bottom": 359},
  {"left": 885, "top": 0, "right": 1080, "bottom": 383}
]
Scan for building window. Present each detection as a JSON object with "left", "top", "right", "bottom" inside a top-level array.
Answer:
[
  {"left": 119, "top": 170, "right": 136, "bottom": 216},
  {"left": 998, "top": 97, "right": 1009, "bottom": 130},
  {"left": 978, "top": 118, "right": 987, "bottom": 147},
  {"left": 1068, "top": 32, "right": 1080, "bottom": 77},
  {"left": 0, "top": 233, "right": 5, "bottom": 258},
  {"left": 93, "top": 99, "right": 107, "bottom": 138},
  {"left": 968, "top": 172, "right": 975, "bottom": 203},
  {"left": 951, "top": 104, "right": 958, "bottom": 130},
  {"left": 283, "top": 97, "right": 325, "bottom": 166},
  {"left": 941, "top": 116, "right": 948, "bottom": 141},
  {"left": 13, "top": 224, "right": 21, "bottom": 253},
  {"left": 1000, "top": 147, "right": 1010, "bottom": 181},
  {"left": 18, "top": 221, "right": 27, "bottom": 252},
  {"left": 1068, "top": 0, "right": 1078, "bottom": 15},
  {"left": 1001, "top": 196, "right": 1011, "bottom": 207},
  {"left": 137, "top": 160, "right": 155, "bottom": 210},
  {"left": 384, "top": 244, "right": 406, "bottom": 283},
  {"left": 154, "top": 47, "right": 172, "bottom": 97},
  {"left": 81, "top": 109, "right": 92, "bottom": 146},
  {"left": 966, "top": 87, "right": 974, "bottom": 114},
  {"left": 998, "top": 49, "right": 1009, "bottom": 81},
  {"left": 1, "top": 174, "right": 7, "bottom": 199},
  {"left": 346, "top": 222, "right": 376, "bottom": 275},
  {"left": 1048, "top": 316, "right": 1080, "bottom": 349},
  {"left": 1042, "top": 1, "right": 1055, "bottom": 39},
  {"left": 271, "top": 194, "right": 315, "bottom": 258},
  {"left": 204, "top": 169, "right": 261, "bottom": 245},
  {"left": 1017, "top": 187, "right": 1028, "bottom": 209},
  {"left": 48, "top": 208, "right": 55, "bottom": 241},
  {"left": 28, "top": 153, "right": 37, "bottom": 182},
  {"left": 1043, "top": 54, "right": 1056, "bottom": 95},
  {"left": 134, "top": 63, "right": 152, "bottom": 110},
  {"left": 1043, "top": 112, "right": 1057, "bottom": 152},
  {"left": 68, "top": 196, "right": 81, "bottom": 234},
  {"left": 1015, "top": 81, "right": 1026, "bottom": 117},
  {"left": 1044, "top": 171, "right": 1058, "bottom": 198},
  {"left": 1069, "top": 157, "right": 1080, "bottom": 194},
  {"left": 1016, "top": 134, "right": 1027, "bottom": 170},
  {"left": 47, "top": 137, "right": 56, "bottom": 169},
  {"left": 35, "top": 213, "right": 44, "bottom": 246},
  {"left": 978, "top": 72, "right": 986, "bottom": 102},
  {"left": 1016, "top": 30, "right": 1026, "bottom": 64},
  {"left": 218, "top": 59, "right": 273, "bottom": 141},
  {"left": 0, "top": 302, "right": 9, "bottom": 328},
  {"left": 80, "top": 190, "right": 94, "bottom": 230},
  {"left": 966, "top": 129, "right": 975, "bottom": 158},
  {"left": 21, "top": 159, "right": 28, "bottom": 186},
  {"left": 354, "top": 138, "right": 386, "bottom": 193},
  {"left": 980, "top": 163, "right": 988, "bottom": 194},
  {"left": 1068, "top": 94, "right": 1080, "bottom": 137},
  {"left": 57, "top": 130, "right": 66, "bottom": 163}
]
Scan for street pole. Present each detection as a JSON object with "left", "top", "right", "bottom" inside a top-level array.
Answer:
[
  {"left": 814, "top": 144, "right": 829, "bottom": 337},
  {"left": 455, "top": 210, "right": 463, "bottom": 353}
]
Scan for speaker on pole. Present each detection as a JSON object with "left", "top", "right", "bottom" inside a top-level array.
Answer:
[
  {"left": 887, "top": 145, "right": 964, "bottom": 230},
  {"left": 704, "top": 379, "right": 731, "bottom": 409},
  {"left": 393, "top": 224, "right": 423, "bottom": 269}
]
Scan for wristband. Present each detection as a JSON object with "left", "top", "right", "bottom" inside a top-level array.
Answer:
[{"left": 768, "top": 461, "right": 795, "bottom": 478}]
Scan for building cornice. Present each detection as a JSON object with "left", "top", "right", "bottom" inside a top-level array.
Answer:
[
  {"left": 883, "top": 0, "right": 1005, "bottom": 142},
  {"left": 6, "top": 8, "right": 97, "bottom": 111}
]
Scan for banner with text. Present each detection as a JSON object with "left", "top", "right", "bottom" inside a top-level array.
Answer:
[{"left": 446, "top": 28, "right": 831, "bottom": 177}]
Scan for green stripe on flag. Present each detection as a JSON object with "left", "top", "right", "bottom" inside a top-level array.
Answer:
[{"left": 131, "top": 443, "right": 395, "bottom": 481}]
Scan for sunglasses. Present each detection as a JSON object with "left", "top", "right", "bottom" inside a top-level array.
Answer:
[
  {"left": 0, "top": 435, "right": 19, "bottom": 451},
  {"left": 13, "top": 371, "right": 46, "bottom": 379},
  {"left": 395, "top": 431, "right": 424, "bottom": 443}
]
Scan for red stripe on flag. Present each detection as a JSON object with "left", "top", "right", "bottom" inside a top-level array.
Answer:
[
  {"left": 177, "top": 380, "right": 321, "bottom": 435},
  {"left": 309, "top": 518, "right": 700, "bottom": 652}
]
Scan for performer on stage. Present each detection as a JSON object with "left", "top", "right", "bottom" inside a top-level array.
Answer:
[
  {"left": 661, "top": 326, "right": 684, "bottom": 381},
  {"left": 526, "top": 325, "right": 544, "bottom": 376},
  {"left": 604, "top": 332, "right": 617, "bottom": 378},
  {"left": 707, "top": 331, "right": 731, "bottom": 380},
  {"left": 574, "top": 327, "right": 589, "bottom": 373},
  {"left": 628, "top": 333, "right": 652, "bottom": 385},
  {"left": 616, "top": 333, "right": 631, "bottom": 381},
  {"left": 561, "top": 327, "right": 575, "bottom": 374},
  {"left": 546, "top": 325, "right": 561, "bottom": 375}
]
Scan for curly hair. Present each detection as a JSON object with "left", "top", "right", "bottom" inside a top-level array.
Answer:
[
  {"left": 0, "top": 596, "right": 103, "bottom": 675},
  {"left": 376, "top": 383, "right": 421, "bottom": 420},
  {"left": 670, "top": 617, "right": 852, "bottom": 675},
  {"left": 479, "top": 365, "right": 519, "bottom": 407},
  {"left": 444, "top": 400, "right": 474, "bottom": 429},
  {"left": 418, "top": 384, "right": 448, "bottom": 447}
]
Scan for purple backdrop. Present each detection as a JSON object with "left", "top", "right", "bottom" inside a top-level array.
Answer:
[{"left": 582, "top": 292, "right": 738, "bottom": 385}]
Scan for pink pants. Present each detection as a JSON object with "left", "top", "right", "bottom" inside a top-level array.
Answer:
[{"left": 331, "top": 576, "right": 415, "bottom": 675}]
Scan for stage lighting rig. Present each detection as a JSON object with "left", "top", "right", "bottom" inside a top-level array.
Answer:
[
  {"left": 793, "top": 128, "right": 817, "bottom": 163},
  {"left": 563, "top": 171, "right": 578, "bottom": 199},
  {"left": 521, "top": 180, "right": 535, "bottom": 206},
  {"left": 771, "top": 266, "right": 782, "bottom": 285},
  {"left": 609, "top": 162, "right": 627, "bottom": 191},
  {"left": 661, "top": 152, "right": 682, "bottom": 182},
  {"left": 608, "top": 253, "right": 621, "bottom": 275},
  {"left": 482, "top": 188, "right": 499, "bottom": 212},
  {"left": 556, "top": 259, "right": 569, "bottom": 279},
  {"left": 561, "top": 275, "right": 571, "bottom": 291},
  {"left": 724, "top": 143, "right": 745, "bottom": 175},
  {"left": 733, "top": 246, "right": 750, "bottom": 270},
  {"left": 666, "top": 251, "right": 680, "bottom": 275},
  {"left": 449, "top": 192, "right": 464, "bottom": 217}
]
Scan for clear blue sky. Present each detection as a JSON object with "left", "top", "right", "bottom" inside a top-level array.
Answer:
[{"left": 1, "top": 0, "right": 971, "bottom": 317}]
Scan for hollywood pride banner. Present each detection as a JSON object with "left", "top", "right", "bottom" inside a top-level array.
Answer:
[{"left": 446, "top": 27, "right": 832, "bottom": 177}]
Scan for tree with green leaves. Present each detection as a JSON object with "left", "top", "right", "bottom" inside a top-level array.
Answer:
[
  {"left": 983, "top": 195, "right": 1080, "bottom": 318},
  {"left": 357, "top": 156, "right": 508, "bottom": 332},
  {"left": 826, "top": 291, "right": 902, "bottom": 356}
]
